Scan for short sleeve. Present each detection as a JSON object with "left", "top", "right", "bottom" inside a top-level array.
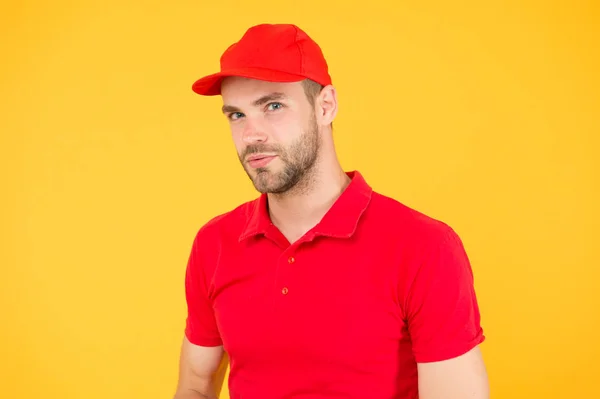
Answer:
[
  {"left": 405, "top": 227, "right": 485, "bottom": 363},
  {"left": 184, "top": 232, "right": 223, "bottom": 347}
]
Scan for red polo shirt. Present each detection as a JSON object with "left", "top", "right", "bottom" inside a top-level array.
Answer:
[{"left": 184, "top": 171, "right": 484, "bottom": 399}]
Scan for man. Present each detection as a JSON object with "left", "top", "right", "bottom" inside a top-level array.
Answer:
[{"left": 173, "top": 23, "right": 489, "bottom": 399}]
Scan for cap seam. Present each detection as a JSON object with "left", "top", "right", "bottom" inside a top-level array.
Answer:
[{"left": 293, "top": 25, "right": 306, "bottom": 76}]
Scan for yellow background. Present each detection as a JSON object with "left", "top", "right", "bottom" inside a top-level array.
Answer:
[{"left": 1, "top": 1, "right": 598, "bottom": 398}]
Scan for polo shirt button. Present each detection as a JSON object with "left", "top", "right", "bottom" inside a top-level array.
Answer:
[
  {"left": 288, "top": 256, "right": 295, "bottom": 264},
  {"left": 282, "top": 287, "right": 289, "bottom": 295}
]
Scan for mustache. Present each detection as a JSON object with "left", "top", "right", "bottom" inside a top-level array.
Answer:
[{"left": 241, "top": 144, "right": 283, "bottom": 158}]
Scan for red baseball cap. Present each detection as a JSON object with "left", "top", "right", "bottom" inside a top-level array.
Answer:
[{"left": 191, "top": 24, "right": 332, "bottom": 96}]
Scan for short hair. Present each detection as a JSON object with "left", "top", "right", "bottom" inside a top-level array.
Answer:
[
  {"left": 301, "top": 79, "right": 333, "bottom": 129},
  {"left": 301, "top": 79, "right": 324, "bottom": 108}
]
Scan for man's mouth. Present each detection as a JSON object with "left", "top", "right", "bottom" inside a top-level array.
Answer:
[{"left": 247, "top": 154, "right": 277, "bottom": 168}]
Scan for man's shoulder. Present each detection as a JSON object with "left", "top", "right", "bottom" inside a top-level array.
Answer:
[
  {"left": 368, "top": 190, "right": 458, "bottom": 244},
  {"left": 192, "top": 197, "right": 259, "bottom": 242}
]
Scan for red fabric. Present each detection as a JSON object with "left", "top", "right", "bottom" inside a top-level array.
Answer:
[
  {"left": 191, "top": 24, "right": 332, "bottom": 96},
  {"left": 184, "top": 171, "right": 484, "bottom": 399}
]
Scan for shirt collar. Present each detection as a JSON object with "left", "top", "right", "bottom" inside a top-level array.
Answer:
[{"left": 239, "top": 170, "right": 373, "bottom": 242}]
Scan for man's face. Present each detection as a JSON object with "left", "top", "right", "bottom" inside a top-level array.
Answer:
[{"left": 220, "top": 77, "right": 320, "bottom": 194}]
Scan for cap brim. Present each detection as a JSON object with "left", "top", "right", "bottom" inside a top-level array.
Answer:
[{"left": 191, "top": 67, "right": 307, "bottom": 96}]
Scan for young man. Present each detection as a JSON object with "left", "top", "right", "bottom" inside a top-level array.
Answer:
[{"left": 173, "top": 24, "right": 489, "bottom": 399}]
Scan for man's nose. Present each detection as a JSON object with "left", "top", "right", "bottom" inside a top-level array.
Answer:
[{"left": 241, "top": 118, "right": 268, "bottom": 144}]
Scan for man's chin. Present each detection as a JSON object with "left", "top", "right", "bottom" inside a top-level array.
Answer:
[{"left": 250, "top": 174, "right": 288, "bottom": 195}]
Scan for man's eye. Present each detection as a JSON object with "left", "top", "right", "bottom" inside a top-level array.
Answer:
[
  {"left": 229, "top": 112, "right": 244, "bottom": 120},
  {"left": 267, "top": 102, "right": 283, "bottom": 111}
]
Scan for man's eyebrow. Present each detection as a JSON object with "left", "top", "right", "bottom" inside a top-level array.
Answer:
[
  {"left": 252, "top": 92, "right": 287, "bottom": 107},
  {"left": 221, "top": 104, "right": 241, "bottom": 114},
  {"left": 221, "top": 92, "right": 288, "bottom": 114}
]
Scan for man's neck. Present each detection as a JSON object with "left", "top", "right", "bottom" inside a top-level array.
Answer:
[{"left": 267, "top": 167, "right": 351, "bottom": 244}]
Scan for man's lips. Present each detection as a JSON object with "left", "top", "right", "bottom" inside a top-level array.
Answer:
[{"left": 247, "top": 154, "right": 277, "bottom": 168}]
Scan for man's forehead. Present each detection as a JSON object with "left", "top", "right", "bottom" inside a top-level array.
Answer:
[{"left": 221, "top": 77, "right": 301, "bottom": 96}]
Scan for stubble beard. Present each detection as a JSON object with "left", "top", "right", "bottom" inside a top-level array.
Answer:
[{"left": 240, "top": 115, "right": 320, "bottom": 195}]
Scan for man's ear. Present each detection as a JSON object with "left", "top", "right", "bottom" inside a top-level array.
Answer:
[{"left": 317, "top": 85, "right": 337, "bottom": 126}]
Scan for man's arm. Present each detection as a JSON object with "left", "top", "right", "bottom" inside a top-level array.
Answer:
[
  {"left": 417, "top": 346, "right": 489, "bottom": 399},
  {"left": 177, "top": 224, "right": 227, "bottom": 398},
  {"left": 404, "top": 226, "right": 488, "bottom": 398},
  {"left": 173, "top": 336, "right": 228, "bottom": 399}
]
